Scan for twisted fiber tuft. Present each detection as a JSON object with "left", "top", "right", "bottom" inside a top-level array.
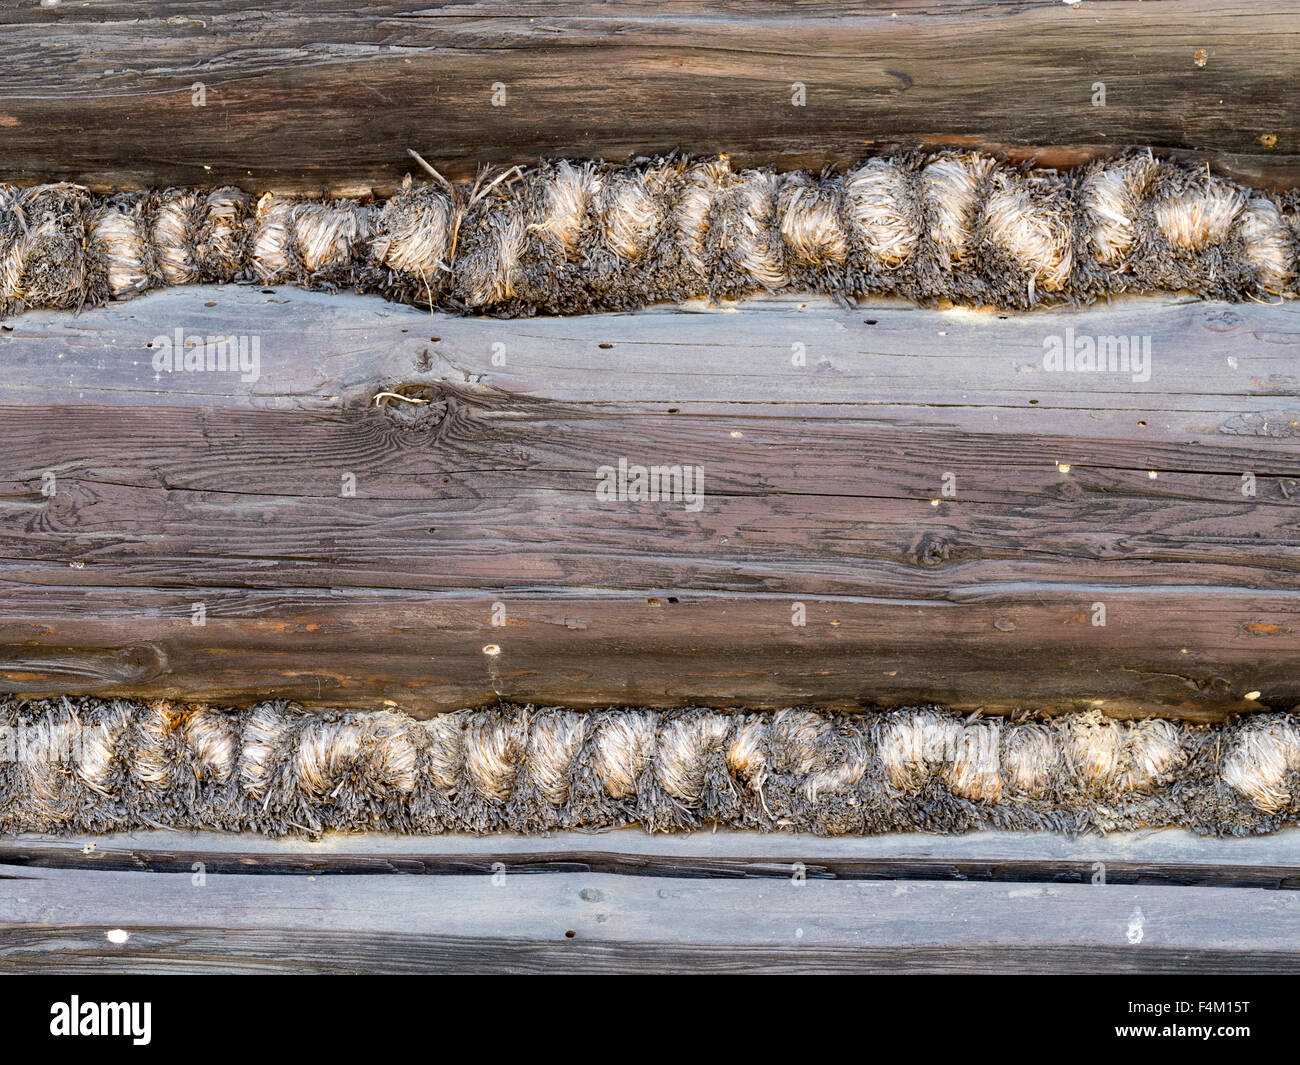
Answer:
[
  {"left": 3, "top": 697, "right": 1300, "bottom": 838},
  {"left": 3, "top": 151, "right": 1298, "bottom": 320}
]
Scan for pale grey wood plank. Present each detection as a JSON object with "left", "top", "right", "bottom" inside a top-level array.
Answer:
[
  {"left": 3, "top": 865, "right": 1298, "bottom": 973},
  {"left": 6, "top": 827, "right": 1300, "bottom": 889}
]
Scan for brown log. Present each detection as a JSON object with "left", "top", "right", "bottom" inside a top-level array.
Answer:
[
  {"left": 0, "top": 1, "right": 1296, "bottom": 192},
  {"left": 1, "top": 286, "right": 1297, "bottom": 718}
]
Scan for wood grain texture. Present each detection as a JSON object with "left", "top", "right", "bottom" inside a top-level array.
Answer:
[
  {"left": 8, "top": 828, "right": 1300, "bottom": 889},
  {"left": 0, "top": 1, "right": 1296, "bottom": 192},
  {"left": 0, "top": 287, "right": 1297, "bottom": 716},
  {"left": 4, "top": 863, "right": 1300, "bottom": 973}
]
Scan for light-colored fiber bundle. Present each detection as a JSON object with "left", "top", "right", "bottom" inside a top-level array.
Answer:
[
  {"left": 3, "top": 697, "right": 1299, "bottom": 838},
  {"left": 2, "top": 151, "right": 1297, "bottom": 320}
]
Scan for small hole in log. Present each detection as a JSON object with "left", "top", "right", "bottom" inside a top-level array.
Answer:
[
  {"left": 599, "top": 342, "right": 614, "bottom": 349},
  {"left": 667, "top": 596, "right": 679, "bottom": 604},
  {"left": 564, "top": 930, "right": 576, "bottom": 939},
  {"left": 864, "top": 319, "right": 878, "bottom": 325},
  {"left": 667, "top": 407, "right": 679, "bottom": 414},
  {"left": 1029, "top": 399, "right": 1039, "bottom": 405},
  {"left": 373, "top": 383, "right": 447, "bottom": 429}
]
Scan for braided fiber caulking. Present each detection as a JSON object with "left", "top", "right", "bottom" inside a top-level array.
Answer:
[
  {"left": 6, "top": 698, "right": 1300, "bottom": 838},
  {"left": 3, "top": 151, "right": 1298, "bottom": 318}
]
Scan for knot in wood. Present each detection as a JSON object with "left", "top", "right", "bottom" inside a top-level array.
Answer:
[{"left": 914, "top": 533, "right": 952, "bottom": 567}]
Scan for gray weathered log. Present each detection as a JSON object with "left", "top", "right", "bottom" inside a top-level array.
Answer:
[
  {"left": 7, "top": 828, "right": 1300, "bottom": 889},
  {"left": 4, "top": 862, "right": 1300, "bottom": 973}
]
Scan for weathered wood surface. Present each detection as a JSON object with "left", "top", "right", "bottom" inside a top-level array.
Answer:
[
  {"left": 1, "top": 287, "right": 1298, "bottom": 717},
  {"left": 4, "top": 863, "right": 1299, "bottom": 973},
  {"left": 0, "top": 1, "right": 1297, "bottom": 192},
  {"left": 8, "top": 828, "right": 1300, "bottom": 890}
]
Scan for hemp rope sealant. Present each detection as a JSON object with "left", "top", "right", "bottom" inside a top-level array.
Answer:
[
  {"left": 5, "top": 698, "right": 1300, "bottom": 838},
  {"left": 2, "top": 150, "right": 1297, "bottom": 320}
]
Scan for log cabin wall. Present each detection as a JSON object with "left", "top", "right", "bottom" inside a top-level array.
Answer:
[
  {"left": 5, "top": 0, "right": 1300, "bottom": 980},
  {"left": 1, "top": 0, "right": 1298, "bottom": 721}
]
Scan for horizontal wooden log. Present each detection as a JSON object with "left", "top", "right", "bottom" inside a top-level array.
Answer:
[
  {"left": 0, "top": 1, "right": 1297, "bottom": 191},
  {"left": 4, "top": 862, "right": 1299, "bottom": 973},
  {"left": 8, "top": 828, "right": 1300, "bottom": 889},
  {"left": 0, "top": 287, "right": 1297, "bottom": 716}
]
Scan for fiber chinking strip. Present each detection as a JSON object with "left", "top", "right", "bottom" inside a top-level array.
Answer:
[
  {"left": 5, "top": 698, "right": 1300, "bottom": 838},
  {"left": 3, "top": 150, "right": 1298, "bottom": 319}
]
